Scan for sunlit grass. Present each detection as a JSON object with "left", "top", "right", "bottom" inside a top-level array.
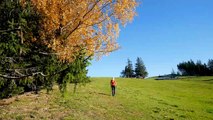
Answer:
[{"left": 0, "top": 76, "right": 212, "bottom": 119}]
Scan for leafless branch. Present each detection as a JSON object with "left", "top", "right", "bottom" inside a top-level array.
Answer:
[
  {"left": 0, "top": 28, "right": 21, "bottom": 33},
  {"left": 83, "top": 0, "right": 101, "bottom": 19},
  {"left": 0, "top": 72, "right": 47, "bottom": 79}
]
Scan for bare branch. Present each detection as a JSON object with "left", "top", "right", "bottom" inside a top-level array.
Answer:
[
  {"left": 14, "top": 69, "right": 25, "bottom": 76},
  {"left": 0, "top": 72, "right": 47, "bottom": 79},
  {"left": 63, "top": 0, "right": 101, "bottom": 40},
  {"left": 0, "top": 28, "right": 21, "bottom": 33},
  {"left": 38, "top": 51, "right": 62, "bottom": 55},
  {"left": 94, "top": 46, "right": 120, "bottom": 54},
  {"left": 83, "top": 13, "right": 114, "bottom": 27},
  {"left": 7, "top": 67, "right": 37, "bottom": 71},
  {"left": 64, "top": 20, "right": 82, "bottom": 40},
  {"left": 83, "top": 0, "right": 101, "bottom": 19}
]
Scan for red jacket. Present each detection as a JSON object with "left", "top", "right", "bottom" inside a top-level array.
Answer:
[{"left": 111, "top": 80, "right": 116, "bottom": 86}]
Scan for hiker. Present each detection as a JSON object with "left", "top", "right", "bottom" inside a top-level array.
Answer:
[{"left": 110, "top": 77, "right": 117, "bottom": 96}]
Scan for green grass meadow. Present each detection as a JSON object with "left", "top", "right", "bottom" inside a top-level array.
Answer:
[{"left": 0, "top": 76, "right": 213, "bottom": 120}]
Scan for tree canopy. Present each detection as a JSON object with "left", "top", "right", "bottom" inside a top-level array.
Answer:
[
  {"left": 121, "top": 58, "right": 148, "bottom": 78},
  {"left": 135, "top": 57, "right": 148, "bottom": 78},
  {"left": 177, "top": 59, "right": 212, "bottom": 76},
  {"left": 121, "top": 59, "right": 134, "bottom": 78},
  {"left": 22, "top": 0, "right": 138, "bottom": 61},
  {"left": 0, "top": 0, "right": 138, "bottom": 98}
]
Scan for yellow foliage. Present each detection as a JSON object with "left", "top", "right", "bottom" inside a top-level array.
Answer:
[{"left": 22, "top": 0, "right": 138, "bottom": 62}]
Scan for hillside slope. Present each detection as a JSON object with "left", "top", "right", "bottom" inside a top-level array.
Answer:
[{"left": 0, "top": 77, "right": 213, "bottom": 120}]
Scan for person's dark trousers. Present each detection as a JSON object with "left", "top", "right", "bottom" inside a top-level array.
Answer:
[{"left": 111, "top": 86, "right": 116, "bottom": 96}]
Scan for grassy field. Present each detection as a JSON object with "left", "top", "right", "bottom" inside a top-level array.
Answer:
[{"left": 0, "top": 76, "right": 213, "bottom": 120}]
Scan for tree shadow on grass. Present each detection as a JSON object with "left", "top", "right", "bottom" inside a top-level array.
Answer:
[
  {"left": 202, "top": 79, "right": 213, "bottom": 82},
  {"left": 89, "top": 92, "right": 111, "bottom": 96},
  {"left": 98, "top": 92, "right": 111, "bottom": 96},
  {"left": 201, "top": 79, "right": 213, "bottom": 84}
]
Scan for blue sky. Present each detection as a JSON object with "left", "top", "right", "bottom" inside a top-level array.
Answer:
[{"left": 88, "top": 0, "right": 213, "bottom": 77}]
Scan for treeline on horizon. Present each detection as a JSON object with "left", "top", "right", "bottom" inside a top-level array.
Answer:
[
  {"left": 177, "top": 59, "right": 213, "bottom": 76},
  {"left": 121, "top": 57, "right": 148, "bottom": 78}
]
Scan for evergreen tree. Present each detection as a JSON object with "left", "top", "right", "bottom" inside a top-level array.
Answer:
[
  {"left": 177, "top": 59, "right": 211, "bottom": 76},
  {"left": 127, "top": 59, "right": 134, "bottom": 78},
  {"left": 0, "top": 0, "right": 91, "bottom": 98},
  {"left": 121, "top": 59, "right": 134, "bottom": 78},
  {"left": 135, "top": 57, "right": 148, "bottom": 78},
  {"left": 0, "top": 0, "right": 41, "bottom": 98},
  {"left": 56, "top": 49, "right": 91, "bottom": 95},
  {"left": 208, "top": 59, "right": 213, "bottom": 75}
]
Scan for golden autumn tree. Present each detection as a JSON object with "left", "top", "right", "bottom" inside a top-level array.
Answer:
[
  {"left": 22, "top": 0, "right": 138, "bottom": 62},
  {"left": 0, "top": 0, "right": 138, "bottom": 97}
]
